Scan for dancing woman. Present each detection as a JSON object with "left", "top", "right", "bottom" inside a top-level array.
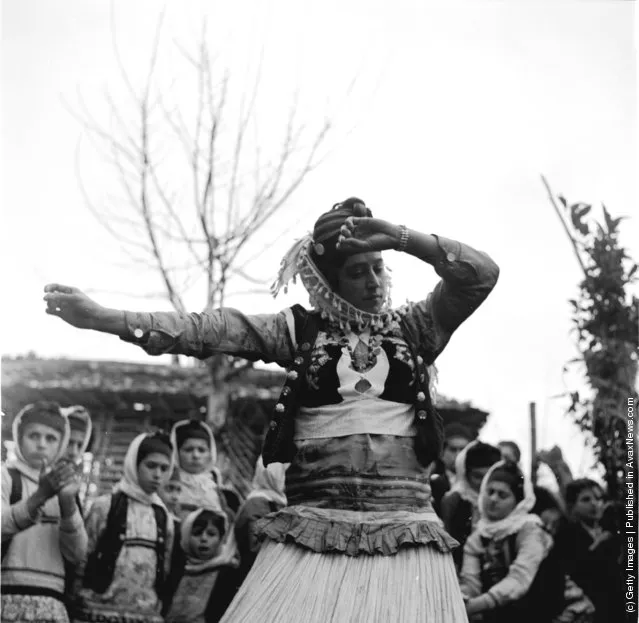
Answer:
[{"left": 44, "top": 197, "right": 499, "bottom": 622}]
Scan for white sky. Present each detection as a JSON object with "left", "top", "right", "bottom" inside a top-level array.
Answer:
[{"left": 2, "top": 0, "right": 637, "bottom": 482}]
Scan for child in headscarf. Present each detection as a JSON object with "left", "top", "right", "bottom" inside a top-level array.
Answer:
[
  {"left": 2, "top": 402, "right": 88, "bottom": 623},
  {"left": 59, "top": 406, "right": 93, "bottom": 614},
  {"left": 234, "top": 456, "right": 289, "bottom": 583},
  {"left": 60, "top": 406, "right": 92, "bottom": 467},
  {"left": 164, "top": 508, "right": 239, "bottom": 623},
  {"left": 459, "top": 461, "right": 564, "bottom": 623},
  {"left": 159, "top": 467, "right": 183, "bottom": 522},
  {"left": 170, "top": 420, "right": 223, "bottom": 518},
  {"left": 71, "top": 432, "right": 175, "bottom": 623},
  {"left": 170, "top": 419, "right": 240, "bottom": 571},
  {"left": 440, "top": 440, "right": 502, "bottom": 569}
]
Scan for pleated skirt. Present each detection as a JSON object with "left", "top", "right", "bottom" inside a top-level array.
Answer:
[
  {"left": 219, "top": 538, "right": 468, "bottom": 623},
  {"left": 221, "top": 435, "right": 468, "bottom": 622}
]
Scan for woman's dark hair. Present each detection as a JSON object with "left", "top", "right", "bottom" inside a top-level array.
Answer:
[
  {"left": 465, "top": 442, "right": 502, "bottom": 471},
  {"left": 310, "top": 197, "right": 372, "bottom": 288},
  {"left": 443, "top": 423, "right": 473, "bottom": 446},
  {"left": 193, "top": 510, "right": 226, "bottom": 538},
  {"left": 565, "top": 478, "right": 604, "bottom": 508}
]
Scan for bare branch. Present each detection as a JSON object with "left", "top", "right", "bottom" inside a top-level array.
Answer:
[
  {"left": 72, "top": 18, "right": 346, "bottom": 331},
  {"left": 541, "top": 175, "right": 588, "bottom": 275},
  {"left": 74, "top": 141, "right": 152, "bottom": 256},
  {"left": 104, "top": 89, "right": 141, "bottom": 156},
  {"left": 227, "top": 116, "right": 331, "bottom": 266},
  {"left": 146, "top": 160, "right": 202, "bottom": 264},
  {"left": 67, "top": 89, "right": 140, "bottom": 167},
  {"left": 140, "top": 132, "right": 186, "bottom": 312},
  {"left": 226, "top": 50, "right": 264, "bottom": 233}
]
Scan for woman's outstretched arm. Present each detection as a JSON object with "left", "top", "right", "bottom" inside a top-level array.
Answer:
[
  {"left": 44, "top": 284, "right": 127, "bottom": 335},
  {"left": 43, "top": 284, "right": 296, "bottom": 364}
]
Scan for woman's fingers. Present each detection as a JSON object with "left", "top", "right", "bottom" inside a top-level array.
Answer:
[
  {"left": 43, "top": 292, "right": 77, "bottom": 302},
  {"left": 43, "top": 292, "right": 80, "bottom": 314},
  {"left": 336, "top": 236, "right": 367, "bottom": 252},
  {"left": 44, "top": 283, "right": 76, "bottom": 294},
  {"left": 340, "top": 224, "right": 354, "bottom": 238}
]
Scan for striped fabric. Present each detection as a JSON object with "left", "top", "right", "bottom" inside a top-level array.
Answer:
[
  {"left": 285, "top": 434, "right": 433, "bottom": 512},
  {"left": 256, "top": 434, "right": 458, "bottom": 557}
]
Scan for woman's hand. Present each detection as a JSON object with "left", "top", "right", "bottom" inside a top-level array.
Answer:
[
  {"left": 43, "top": 284, "right": 105, "bottom": 330},
  {"left": 336, "top": 217, "right": 401, "bottom": 254}
]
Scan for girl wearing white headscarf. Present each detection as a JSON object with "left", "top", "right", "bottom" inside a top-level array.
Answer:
[
  {"left": 72, "top": 433, "right": 175, "bottom": 623},
  {"left": 2, "top": 402, "right": 87, "bottom": 623},
  {"left": 170, "top": 420, "right": 223, "bottom": 518},
  {"left": 440, "top": 440, "right": 502, "bottom": 569},
  {"left": 165, "top": 507, "right": 239, "bottom": 623},
  {"left": 60, "top": 406, "right": 93, "bottom": 467},
  {"left": 460, "top": 461, "right": 562, "bottom": 623}
]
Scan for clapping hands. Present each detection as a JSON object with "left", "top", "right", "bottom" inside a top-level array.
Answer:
[{"left": 37, "top": 459, "right": 78, "bottom": 500}]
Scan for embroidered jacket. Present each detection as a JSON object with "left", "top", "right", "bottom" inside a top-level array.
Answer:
[{"left": 120, "top": 235, "right": 499, "bottom": 466}]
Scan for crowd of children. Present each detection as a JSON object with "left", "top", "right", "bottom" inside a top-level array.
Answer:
[
  {"left": 433, "top": 424, "right": 625, "bottom": 623},
  {"left": 1, "top": 403, "right": 626, "bottom": 623},
  {"left": 1, "top": 402, "right": 267, "bottom": 623}
]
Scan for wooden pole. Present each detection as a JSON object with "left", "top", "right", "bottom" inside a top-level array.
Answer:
[{"left": 530, "top": 402, "right": 538, "bottom": 486}]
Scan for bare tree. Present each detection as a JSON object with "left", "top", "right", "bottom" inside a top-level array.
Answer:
[{"left": 69, "top": 14, "right": 340, "bottom": 430}]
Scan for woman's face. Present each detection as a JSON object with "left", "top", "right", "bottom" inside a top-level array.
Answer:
[
  {"left": 336, "top": 252, "right": 389, "bottom": 314},
  {"left": 137, "top": 452, "right": 171, "bottom": 494},
  {"left": 442, "top": 436, "right": 470, "bottom": 472},
  {"left": 571, "top": 486, "right": 603, "bottom": 526},
  {"left": 20, "top": 422, "right": 63, "bottom": 469},
  {"left": 484, "top": 480, "right": 518, "bottom": 521},
  {"left": 179, "top": 438, "right": 211, "bottom": 474}
]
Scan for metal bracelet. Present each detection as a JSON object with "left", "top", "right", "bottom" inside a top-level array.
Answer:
[{"left": 397, "top": 225, "right": 409, "bottom": 252}]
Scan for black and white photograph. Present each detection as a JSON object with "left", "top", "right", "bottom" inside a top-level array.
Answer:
[{"left": 1, "top": 1, "right": 637, "bottom": 622}]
